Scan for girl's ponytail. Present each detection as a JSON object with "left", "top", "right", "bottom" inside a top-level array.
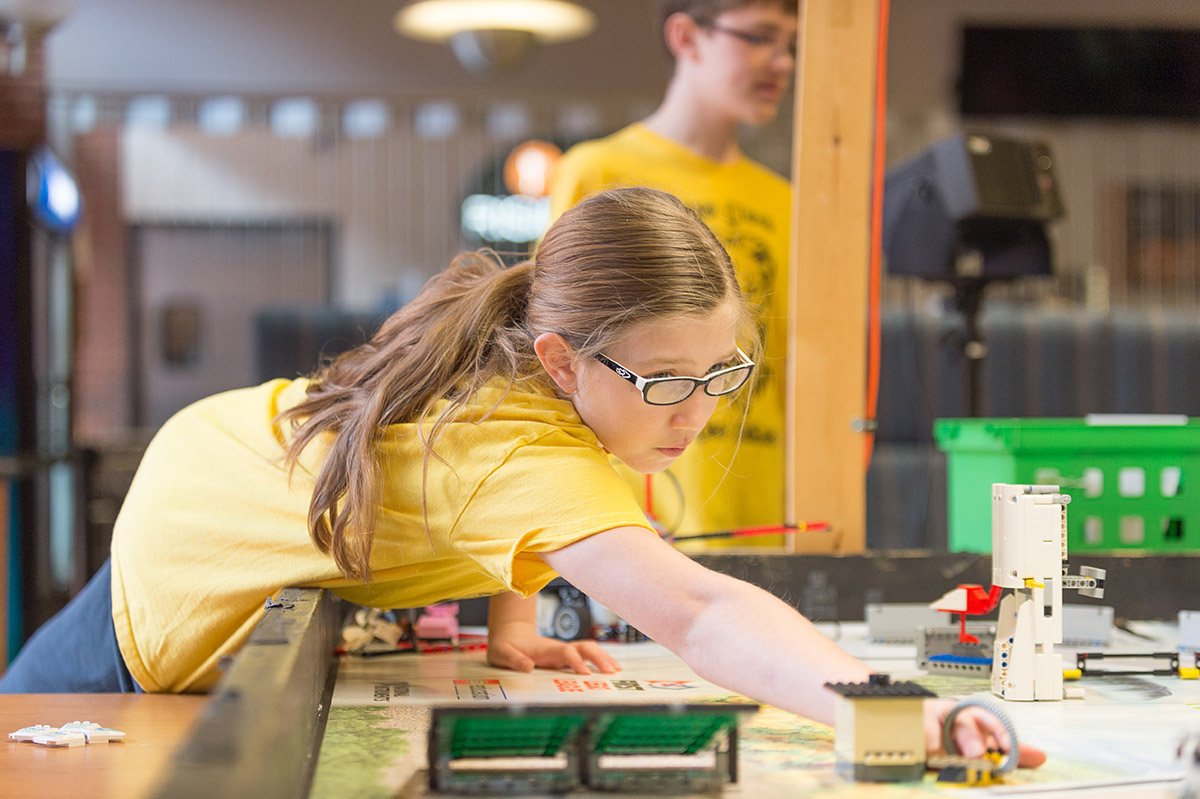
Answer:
[{"left": 280, "top": 252, "right": 537, "bottom": 580}]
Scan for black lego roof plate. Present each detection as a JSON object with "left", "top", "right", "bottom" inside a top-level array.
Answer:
[{"left": 825, "top": 674, "right": 937, "bottom": 698}]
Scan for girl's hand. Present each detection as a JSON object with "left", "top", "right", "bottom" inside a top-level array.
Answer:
[
  {"left": 924, "top": 698, "right": 1047, "bottom": 769},
  {"left": 486, "top": 622, "right": 620, "bottom": 675}
]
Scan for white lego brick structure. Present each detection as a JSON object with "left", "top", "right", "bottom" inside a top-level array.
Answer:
[{"left": 990, "top": 484, "right": 1104, "bottom": 702}]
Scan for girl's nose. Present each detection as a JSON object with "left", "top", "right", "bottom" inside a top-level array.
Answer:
[{"left": 671, "top": 391, "right": 718, "bottom": 430}]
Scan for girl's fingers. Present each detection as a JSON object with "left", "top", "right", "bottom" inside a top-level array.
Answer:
[
  {"left": 488, "top": 644, "right": 534, "bottom": 673},
  {"left": 948, "top": 705, "right": 1046, "bottom": 770},
  {"left": 1017, "top": 742, "right": 1047, "bottom": 768},
  {"left": 557, "top": 644, "right": 590, "bottom": 674},
  {"left": 572, "top": 641, "right": 621, "bottom": 673}
]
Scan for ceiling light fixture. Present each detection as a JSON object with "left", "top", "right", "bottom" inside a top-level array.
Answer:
[{"left": 395, "top": 0, "right": 596, "bottom": 75}]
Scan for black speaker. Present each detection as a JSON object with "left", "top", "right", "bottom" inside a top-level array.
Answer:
[{"left": 882, "top": 132, "right": 1064, "bottom": 281}]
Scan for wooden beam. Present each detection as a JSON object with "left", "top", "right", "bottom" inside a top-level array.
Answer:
[
  {"left": 787, "top": 0, "right": 880, "bottom": 553},
  {"left": 147, "top": 588, "right": 342, "bottom": 799}
]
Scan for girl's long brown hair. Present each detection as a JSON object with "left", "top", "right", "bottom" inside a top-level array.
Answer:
[{"left": 279, "top": 187, "right": 754, "bottom": 580}]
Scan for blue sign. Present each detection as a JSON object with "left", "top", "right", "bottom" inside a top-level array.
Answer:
[{"left": 27, "top": 146, "right": 81, "bottom": 234}]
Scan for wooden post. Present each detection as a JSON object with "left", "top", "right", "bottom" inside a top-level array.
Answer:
[{"left": 787, "top": 0, "right": 880, "bottom": 553}]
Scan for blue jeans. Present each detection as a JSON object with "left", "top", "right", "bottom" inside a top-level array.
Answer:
[{"left": 0, "top": 559, "right": 141, "bottom": 693}]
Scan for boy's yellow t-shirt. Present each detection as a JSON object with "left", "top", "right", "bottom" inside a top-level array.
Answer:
[
  {"left": 551, "top": 123, "right": 791, "bottom": 541},
  {"left": 110, "top": 378, "right": 653, "bottom": 693}
]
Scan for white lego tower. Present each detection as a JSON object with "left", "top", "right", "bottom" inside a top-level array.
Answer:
[{"left": 991, "top": 484, "right": 1104, "bottom": 701}]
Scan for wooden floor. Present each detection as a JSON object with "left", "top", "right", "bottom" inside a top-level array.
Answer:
[{"left": 0, "top": 692, "right": 208, "bottom": 798}]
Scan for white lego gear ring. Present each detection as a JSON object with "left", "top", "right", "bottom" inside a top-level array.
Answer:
[{"left": 941, "top": 697, "right": 1019, "bottom": 774}]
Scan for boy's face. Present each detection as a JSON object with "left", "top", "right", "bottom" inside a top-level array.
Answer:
[{"left": 688, "top": 2, "right": 799, "bottom": 126}]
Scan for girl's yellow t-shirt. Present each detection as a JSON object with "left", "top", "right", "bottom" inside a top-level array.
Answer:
[{"left": 110, "top": 377, "right": 653, "bottom": 693}]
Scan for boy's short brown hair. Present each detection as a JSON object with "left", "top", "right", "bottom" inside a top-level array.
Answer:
[{"left": 657, "top": 0, "right": 799, "bottom": 30}]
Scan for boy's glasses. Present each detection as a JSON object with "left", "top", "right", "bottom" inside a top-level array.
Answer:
[
  {"left": 593, "top": 348, "right": 755, "bottom": 406},
  {"left": 704, "top": 22, "right": 798, "bottom": 60}
]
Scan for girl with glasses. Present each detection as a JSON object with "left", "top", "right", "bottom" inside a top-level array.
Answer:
[{"left": 0, "top": 186, "right": 1042, "bottom": 771}]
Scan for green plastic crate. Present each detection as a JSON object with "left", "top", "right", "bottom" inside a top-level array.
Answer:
[{"left": 934, "top": 417, "right": 1200, "bottom": 553}]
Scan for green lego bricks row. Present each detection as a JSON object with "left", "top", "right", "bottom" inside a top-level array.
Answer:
[
  {"left": 442, "top": 713, "right": 588, "bottom": 758},
  {"left": 427, "top": 703, "right": 757, "bottom": 795},
  {"left": 590, "top": 712, "right": 731, "bottom": 755}
]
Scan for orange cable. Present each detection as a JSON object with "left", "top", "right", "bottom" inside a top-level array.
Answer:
[{"left": 864, "top": 0, "right": 890, "bottom": 469}]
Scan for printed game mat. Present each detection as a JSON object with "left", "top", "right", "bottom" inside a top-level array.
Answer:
[{"left": 312, "top": 633, "right": 1194, "bottom": 798}]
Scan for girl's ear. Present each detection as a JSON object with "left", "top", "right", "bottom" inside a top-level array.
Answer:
[
  {"left": 663, "top": 11, "right": 703, "bottom": 62},
  {"left": 533, "top": 332, "right": 579, "bottom": 395}
]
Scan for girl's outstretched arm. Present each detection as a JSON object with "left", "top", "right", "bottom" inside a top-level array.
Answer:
[
  {"left": 540, "top": 526, "right": 1045, "bottom": 768},
  {"left": 541, "top": 526, "right": 868, "bottom": 724}
]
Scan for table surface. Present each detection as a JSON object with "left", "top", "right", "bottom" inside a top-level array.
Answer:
[{"left": 0, "top": 692, "right": 208, "bottom": 798}]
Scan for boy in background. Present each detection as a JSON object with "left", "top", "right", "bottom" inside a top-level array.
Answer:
[{"left": 550, "top": 0, "right": 798, "bottom": 544}]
